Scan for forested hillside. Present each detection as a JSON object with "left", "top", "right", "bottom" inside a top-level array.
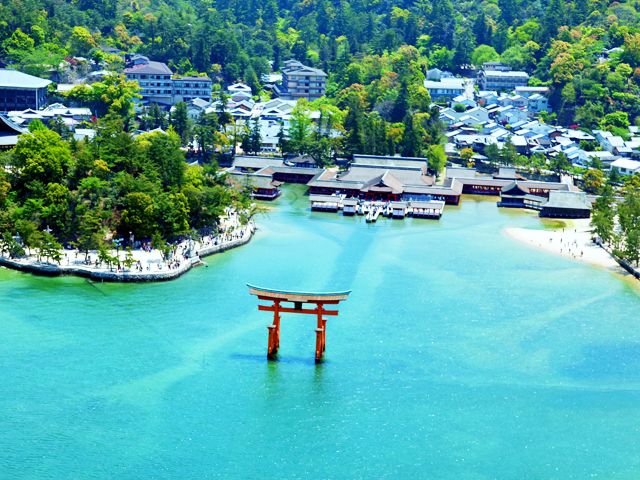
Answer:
[{"left": 3, "top": 0, "right": 640, "bottom": 131}]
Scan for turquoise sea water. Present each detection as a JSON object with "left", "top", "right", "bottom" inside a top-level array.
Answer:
[{"left": 2, "top": 184, "right": 640, "bottom": 479}]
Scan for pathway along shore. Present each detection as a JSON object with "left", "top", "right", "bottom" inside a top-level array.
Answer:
[{"left": 0, "top": 219, "right": 255, "bottom": 283}]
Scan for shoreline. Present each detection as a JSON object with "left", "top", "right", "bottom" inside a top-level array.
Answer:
[
  {"left": 503, "top": 219, "right": 631, "bottom": 277},
  {"left": 0, "top": 220, "right": 255, "bottom": 283}
]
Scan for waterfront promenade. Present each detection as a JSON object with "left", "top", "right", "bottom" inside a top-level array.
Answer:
[{"left": 0, "top": 213, "right": 255, "bottom": 282}]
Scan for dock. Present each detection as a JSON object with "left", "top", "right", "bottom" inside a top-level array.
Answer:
[
  {"left": 408, "top": 200, "right": 445, "bottom": 219},
  {"left": 310, "top": 194, "right": 343, "bottom": 212},
  {"left": 342, "top": 198, "right": 359, "bottom": 215},
  {"left": 366, "top": 205, "right": 383, "bottom": 222},
  {"left": 311, "top": 197, "right": 445, "bottom": 222}
]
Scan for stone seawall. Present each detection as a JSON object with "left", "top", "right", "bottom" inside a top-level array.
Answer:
[{"left": 0, "top": 225, "right": 254, "bottom": 283}]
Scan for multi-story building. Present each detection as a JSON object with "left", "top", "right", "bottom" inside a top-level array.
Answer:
[
  {"left": 275, "top": 60, "right": 326, "bottom": 101},
  {"left": 124, "top": 56, "right": 212, "bottom": 105},
  {"left": 0, "top": 69, "right": 51, "bottom": 112},
  {"left": 172, "top": 76, "right": 213, "bottom": 103},
  {"left": 477, "top": 63, "right": 529, "bottom": 91},
  {"left": 124, "top": 57, "right": 173, "bottom": 105}
]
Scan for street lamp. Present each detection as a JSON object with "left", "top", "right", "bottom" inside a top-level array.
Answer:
[{"left": 113, "top": 238, "right": 124, "bottom": 270}]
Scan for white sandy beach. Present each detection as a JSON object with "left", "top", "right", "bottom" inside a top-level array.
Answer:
[{"left": 503, "top": 218, "right": 630, "bottom": 276}]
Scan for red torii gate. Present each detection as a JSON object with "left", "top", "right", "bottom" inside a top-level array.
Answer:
[{"left": 247, "top": 284, "right": 351, "bottom": 363}]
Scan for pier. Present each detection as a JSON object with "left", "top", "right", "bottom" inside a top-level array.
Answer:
[{"left": 310, "top": 195, "right": 445, "bottom": 221}]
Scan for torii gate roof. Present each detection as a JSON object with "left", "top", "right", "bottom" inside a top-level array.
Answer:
[{"left": 247, "top": 284, "right": 351, "bottom": 303}]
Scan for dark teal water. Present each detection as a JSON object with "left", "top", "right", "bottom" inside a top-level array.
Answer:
[{"left": 2, "top": 184, "right": 640, "bottom": 479}]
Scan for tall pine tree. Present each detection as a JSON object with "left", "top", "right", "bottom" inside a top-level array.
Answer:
[
  {"left": 430, "top": 0, "right": 455, "bottom": 49},
  {"left": 540, "top": 0, "right": 567, "bottom": 45}
]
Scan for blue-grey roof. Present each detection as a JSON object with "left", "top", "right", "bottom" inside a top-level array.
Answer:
[
  {"left": 0, "top": 69, "right": 51, "bottom": 89},
  {"left": 0, "top": 114, "right": 29, "bottom": 134},
  {"left": 124, "top": 61, "right": 173, "bottom": 76}
]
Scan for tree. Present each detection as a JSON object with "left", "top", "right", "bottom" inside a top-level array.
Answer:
[
  {"left": 541, "top": 0, "right": 567, "bottom": 44},
  {"left": 123, "top": 247, "right": 136, "bottom": 271},
  {"left": 430, "top": 0, "right": 455, "bottom": 48},
  {"left": 484, "top": 143, "right": 501, "bottom": 166},
  {"left": 41, "top": 183, "right": 70, "bottom": 234},
  {"left": 151, "top": 232, "right": 172, "bottom": 260},
  {"left": 344, "top": 97, "right": 365, "bottom": 156},
  {"left": 473, "top": 12, "right": 489, "bottom": 45},
  {"left": 472, "top": 45, "right": 499, "bottom": 69},
  {"left": 391, "top": 79, "right": 411, "bottom": 123},
  {"left": 460, "top": 148, "right": 475, "bottom": 163},
  {"left": 617, "top": 189, "right": 640, "bottom": 264},
  {"left": 624, "top": 226, "right": 640, "bottom": 266},
  {"left": 583, "top": 170, "right": 605, "bottom": 194},
  {"left": 97, "top": 241, "right": 114, "bottom": 270},
  {"left": 40, "top": 232, "right": 62, "bottom": 265},
  {"left": 591, "top": 185, "right": 615, "bottom": 244},
  {"left": 244, "top": 65, "right": 260, "bottom": 95},
  {"left": 27, "top": 119, "right": 47, "bottom": 132},
  {"left": 12, "top": 130, "right": 72, "bottom": 186},
  {"left": 622, "top": 33, "right": 640, "bottom": 68},
  {"left": 193, "top": 111, "right": 228, "bottom": 161},
  {"left": 610, "top": 167, "right": 622, "bottom": 185},
  {"left": 602, "top": 112, "right": 630, "bottom": 129},
  {"left": 145, "top": 103, "right": 168, "bottom": 130},
  {"left": 15, "top": 220, "right": 38, "bottom": 256},
  {"left": 501, "top": 138, "right": 518, "bottom": 166},
  {"left": 18, "top": 48, "right": 66, "bottom": 79},
  {"left": 141, "top": 130, "right": 186, "bottom": 189},
  {"left": 427, "top": 144, "right": 447, "bottom": 176},
  {"left": 499, "top": 0, "right": 520, "bottom": 25},
  {"left": 550, "top": 152, "right": 570, "bottom": 174},
  {"left": 0, "top": 232, "right": 25, "bottom": 258},
  {"left": 68, "top": 26, "right": 98, "bottom": 57},
  {"left": 76, "top": 211, "right": 103, "bottom": 261},
  {"left": 2, "top": 29, "right": 35, "bottom": 62},
  {"left": 453, "top": 27, "right": 476, "bottom": 72},
  {"left": 574, "top": 102, "right": 604, "bottom": 130},
  {"left": 170, "top": 102, "right": 192, "bottom": 145},
  {"left": 401, "top": 114, "right": 423, "bottom": 157},
  {"left": 155, "top": 192, "right": 190, "bottom": 238},
  {"left": 242, "top": 118, "right": 262, "bottom": 155},
  {"left": 120, "top": 192, "right": 155, "bottom": 239},
  {"left": 65, "top": 74, "right": 142, "bottom": 117}
]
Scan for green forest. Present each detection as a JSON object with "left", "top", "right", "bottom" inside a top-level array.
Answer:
[
  {"left": 0, "top": 112, "right": 253, "bottom": 255},
  {"left": 4, "top": 0, "right": 640, "bottom": 252},
  {"left": 4, "top": 0, "right": 640, "bottom": 166},
  {"left": 5, "top": 0, "right": 640, "bottom": 130}
]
